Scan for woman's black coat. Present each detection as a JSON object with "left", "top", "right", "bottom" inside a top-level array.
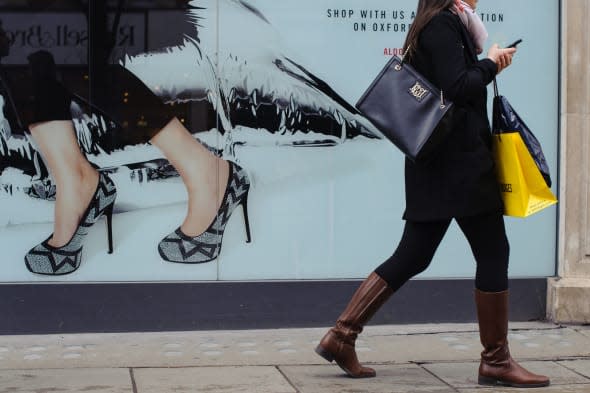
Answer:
[{"left": 403, "top": 10, "right": 503, "bottom": 221}]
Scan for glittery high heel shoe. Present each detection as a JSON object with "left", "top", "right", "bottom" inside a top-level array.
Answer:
[
  {"left": 158, "top": 162, "right": 251, "bottom": 264},
  {"left": 24, "top": 172, "right": 117, "bottom": 275}
]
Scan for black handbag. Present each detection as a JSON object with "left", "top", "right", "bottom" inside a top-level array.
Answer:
[
  {"left": 492, "top": 79, "right": 552, "bottom": 187},
  {"left": 356, "top": 52, "right": 454, "bottom": 163}
]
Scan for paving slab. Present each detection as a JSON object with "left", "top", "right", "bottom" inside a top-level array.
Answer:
[
  {"left": 0, "top": 324, "right": 587, "bottom": 370},
  {"left": 364, "top": 326, "right": 590, "bottom": 364},
  {"left": 279, "top": 364, "right": 455, "bottom": 393},
  {"left": 577, "top": 327, "right": 590, "bottom": 340},
  {"left": 366, "top": 322, "right": 558, "bottom": 335},
  {"left": 132, "top": 366, "right": 295, "bottom": 393},
  {"left": 559, "top": 360, "right": 590, "bottom": 379},
  {"left": 0, "top": 368, "right": 133, "bottom": 393},
  {"left": 490, "top": 327, "right": 590, "bottom": 359},
  {"left": 459, "top": 385, "right": 590, "bottom": 393},
  {"left": 423, "top": 361, "right": 589, "bottom": 388}
]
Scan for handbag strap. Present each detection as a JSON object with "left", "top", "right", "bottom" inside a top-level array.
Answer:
[
  {"left": 395, "top": 45, "right": 448, "bottom": 109},
  {"left": 400, "top": 46, "right": 412, "bottom": 65}
]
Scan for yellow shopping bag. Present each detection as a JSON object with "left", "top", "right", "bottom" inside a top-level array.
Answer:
[{"left": 492, "top": 132, "right": 557, "bottom": 217}]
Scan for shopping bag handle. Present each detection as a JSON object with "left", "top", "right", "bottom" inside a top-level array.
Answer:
[{"left": 493, "top": 78, "right": 499, "bottom": 98}]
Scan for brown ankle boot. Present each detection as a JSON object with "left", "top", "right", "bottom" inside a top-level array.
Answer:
[
  {"left": 315, "top": 272, "right": 393, "bottom": 378},
  {"left": 475, "top": 289, "right": 550, "bottom": 388}
]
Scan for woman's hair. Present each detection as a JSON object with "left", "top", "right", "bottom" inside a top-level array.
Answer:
[{"left": 403, "top": 0, "right": 455, "bottom": 59}]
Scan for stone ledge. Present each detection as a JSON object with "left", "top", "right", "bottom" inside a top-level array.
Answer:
[{"left": 547, "top": 277, "right": 590, "bottom": 323}]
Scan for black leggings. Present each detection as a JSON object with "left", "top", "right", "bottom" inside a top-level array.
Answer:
[{"left": 375, "top": 210, "right": 509, "bottom": 293}]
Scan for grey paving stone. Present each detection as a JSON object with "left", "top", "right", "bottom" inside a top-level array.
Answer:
[
  {"left": 279, "top": 364, "right": 455, "bottom": 393},
  {"left": 366, "top": 322, "right": 557, "bottom": 335},
  {"left": 133, "top": 366, "right": 295, "bottom": 393},
  {"left": 0, "top": 324, "right": 586, "bottom": 370},
  {"left": 0, "top": 368, "right": 133, "bottom": 393},
  {"left": 577, "top": 328, "right": 590, "bottom": 340},
  {"left": 459, "top": 385, "right": 590, "bottom": 393},
  {"left": 423, "top": 361, "right": 588, "bottom": 388},
  {"left": 559, "top": 360, "right": 590, "bottom": 379},
  {"left": 363, "top": 326, "right": 590, "bottom": 364},
  {"left": 502, "top": 328, "right": 590, "bottom": 359}
]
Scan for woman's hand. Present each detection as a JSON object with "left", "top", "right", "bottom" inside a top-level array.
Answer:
[{"left": 487, "top": 44, "right": 517, "bottom": 74}]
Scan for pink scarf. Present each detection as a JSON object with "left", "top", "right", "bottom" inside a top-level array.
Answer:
[{"left": 452, "top": 0, "right": 488, "bottom": 54}]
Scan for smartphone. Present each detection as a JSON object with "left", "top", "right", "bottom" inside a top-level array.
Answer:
[{"left": 506, "top": 39, "right": 523, "bottom": 48}]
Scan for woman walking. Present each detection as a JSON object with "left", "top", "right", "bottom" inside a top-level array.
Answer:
[{"left": 315, "top": 0, "right": 550, "bottom": 388}]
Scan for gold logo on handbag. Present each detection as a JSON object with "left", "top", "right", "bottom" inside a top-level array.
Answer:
[{"left": 408, "top": 81, "right": 429, "bottom": 102}]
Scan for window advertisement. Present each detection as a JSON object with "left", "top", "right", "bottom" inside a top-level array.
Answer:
[{"left": 0, "top": 0, "right": 558, "bottom": 282}]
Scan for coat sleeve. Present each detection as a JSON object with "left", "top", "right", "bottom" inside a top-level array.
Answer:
[{"left": 420, "top": 13, "right": 497, "bottom": 105}]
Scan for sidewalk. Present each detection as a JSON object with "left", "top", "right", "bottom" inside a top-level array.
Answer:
[{"left": 1, "top": 322, "right": 589, "bottom": 392}]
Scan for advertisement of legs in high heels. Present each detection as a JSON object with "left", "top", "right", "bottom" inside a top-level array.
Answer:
[{"left": 0, "top": 0, "right": 557, "bottom": 283}]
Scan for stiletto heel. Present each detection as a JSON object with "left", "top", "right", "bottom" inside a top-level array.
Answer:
[
  {"left": 24, "top": 172, "right": 117, "bottom": 275},
  {"left": 158, "top": 162, "right": 251, "bottom": 264},
  {"left": 242, "top": 190, "right": 252, "bottom": 243},
  {"left": 105, "top": 204, "right": 114, "bottom": 254}
]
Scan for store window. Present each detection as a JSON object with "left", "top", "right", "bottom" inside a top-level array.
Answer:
[{"left": 0, "top": 0, "right": 558, "bottom": 282}]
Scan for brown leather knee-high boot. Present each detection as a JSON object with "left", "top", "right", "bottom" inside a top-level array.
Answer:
[
  {"left": 475, "top": 289, "right": 550, "bottom": 388},
  {"left": 315, "top": 272, "right": 393, "bottom": 378}
]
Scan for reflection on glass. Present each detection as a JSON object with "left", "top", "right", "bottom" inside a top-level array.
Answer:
[{"left": 1, "top": 0, "right": 381, "bottom": 217}]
